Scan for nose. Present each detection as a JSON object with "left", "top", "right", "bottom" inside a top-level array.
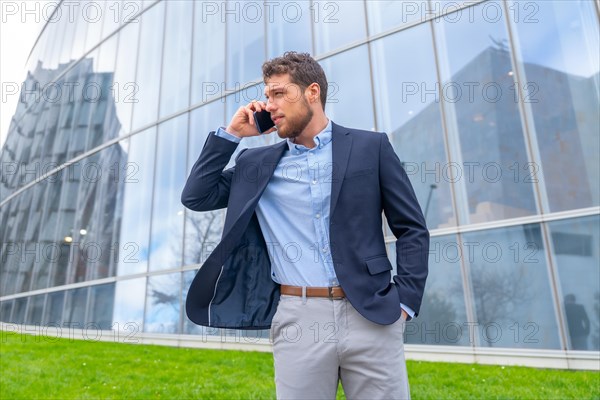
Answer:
[{"left": 265, "top": 98, "right": 276, "bottom": 113}]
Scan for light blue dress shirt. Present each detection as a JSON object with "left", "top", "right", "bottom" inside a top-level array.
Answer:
[{"left": 214, "top": 122, "right": 414, "bottom": 318}]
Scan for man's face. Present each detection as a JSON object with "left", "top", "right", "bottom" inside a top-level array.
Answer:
[{"left": 264, "top": 74, "right": 313, "bottom": 141}]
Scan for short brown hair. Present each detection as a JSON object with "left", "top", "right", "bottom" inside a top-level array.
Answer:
[{"left": 262, "top": 52, "right": 328, "bottom": 110}]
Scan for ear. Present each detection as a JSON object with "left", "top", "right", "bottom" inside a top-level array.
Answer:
[{"left": 307, "top": 83, "right": 320, "bottom": 103}]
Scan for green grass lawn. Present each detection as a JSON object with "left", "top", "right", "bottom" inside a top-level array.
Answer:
[{"left": 1, "top": 331, "right": 598, "bottom": 399}]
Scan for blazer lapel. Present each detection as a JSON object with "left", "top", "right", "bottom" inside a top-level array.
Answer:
[
  {"left": 221, "top": 139, "right": 288, "bottom": 239},
  {"left": 330, "top": 122, "right": 352, "bottom": 217}
]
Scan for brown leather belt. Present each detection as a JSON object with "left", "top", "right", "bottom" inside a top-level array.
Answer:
[{"left": 280, "top": 285, "right": 346, "bottom": 299}]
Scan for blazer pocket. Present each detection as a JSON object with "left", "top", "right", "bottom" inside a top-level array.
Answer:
[
  {"left": 365, "top": 256, "right": 393, "bottom": 275},
  {"left": 345, "top": 167, "right": 374, "bottom": 180}
]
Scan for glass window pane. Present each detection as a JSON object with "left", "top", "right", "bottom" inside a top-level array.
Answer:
[
  {"left": 57, "top": 3, "right": 78, "bottom": 66},
  {"left": 549, "top": 216, "right": 599, "bottom": 351},
  {"left": 30, "top": 181, "right": 61, "bottom": 291},
  {"left": 87, "top": 283, "right": 115, "bottom": 330},
  {"left": 63, "top": 287, "right": 89, "bottom": 329},
  {"left": 71, "top": 11, "right": 88, "bottom": 61},
  {"left": 313, "top": 1, "right": 366, "bottom": 55},
  {"left": 320, "top": 46, "right": 375, "bottom": 131},
  {"left": 511, "top": 1, "right": 600, "bottom": 212},
  {"left": 113, "top": 277, "right": 146, "bottom": 332},
  {"left": 1, "top": 301, "right": 14, "bottom": 322},
  {"left": 434, "top": 1, "right": 537, "bottom": 224},
  {"left": 144, "top": 272, "right": 181, "bottom": 334},
  {"left": 267, "top": 0, "right": 312, "bottom": 58},
  {"left": 190, "top": 1, "right": 225, "bottom": 106},
  {"left": 182, "top": 270, "right": 202, "bottom": 334},
  {"left": 117, "top": 127, "right": 157, "bottom": 276},
  {"left": 83, "top": 0, "right": 107, "bottom": 55},
  {"left": 372, "top": 24, "right": 455, "bottom": 230},
  {"left": 149, "top": 114, "right": 188, "bottom": 271},
  {"left": 69, "top": 145, "right": 124, "bottom": 283},
  {"left": 159, "top": 0, "right": 192, "bottom": 118},
  {"left": 44, "top": 291, "right": 65, "bottom": 326},
  {"left": 131, "top": 1, "right": 165, "bottom": 131},
  {"left": 113, "top": 20, "right": 141, "bottom": 135},
  {"left": 55, "top": 173, "right": 82, "bottom": 287},
  {"left": 402, "top": 235, "right": 469, "bottom": 346},
  {"left": 184, "top": 104, "right": 227, "bottom": 267},
  {"left": 25, "top": 294, "right": 45, "bottom": 326},
  {"left": 94, "top": 32, "right": 118, "bottom": 74},
  {"left": 12, "top": 298, "right": 28, "bottom": 324},
  {"left": 367, "top": 0, "right": 426, "bottom": 35},
  {"left": 464, "top": 224, "right": 561, "bottom": 349},
  {"left": 102, "top": 1, "right": 121, "bottom": 38},
  {"left": 226, "top": 1, "right": 265, "bottom": 87}
]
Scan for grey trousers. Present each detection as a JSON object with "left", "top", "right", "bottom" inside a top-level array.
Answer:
[{"left": 270, "top": 294, "right": 410, "bottom": 400}]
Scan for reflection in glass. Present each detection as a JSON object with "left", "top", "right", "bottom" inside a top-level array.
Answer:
[
  {"left": 435, "top": 2, "right": 537, "bottom": 224},
  {"left": 190, "top": 1, "right": 225, "bottom": 106},
  {"left": 511, "top": 1, "right": 600, "bottom": 212},
  {"left": 113, "top": 19, "right": 141, "bottom": 135},
  {"left": 464, "top": 224, "right": 560, "bottom": 349},
  {"left": 70, "top": 144, "right": 125, "bottom": 283},
  {"left": 159, "top": 0, "right": 192, "bottom": 118},
  {"left": 313, "top": 1, "right": 366, "bottom": 55},
  {"left": 371, "top": 24, "right": 455, "bottom": 230},
  {"left": 87, "top": 283, "right": 115, "bottom": 330},
  {"left": 63, "top": 287, "right": 88, "bottom": 329},
  {"left": 226, "top": 5, "right": 264, "bottom": 87},
  {"left": 403, "top": 235, "right": 469, "bottom": 346},
  {"left": 44, "top": 291, "right": 65, "bottom": 326},
  {"left": 113, "top": 278, "right": 146, "bottom": 330},
  {"left": 320, "top": 46, "right": 375, "bottom": 132},
  {"left": 184, "top": 104, "right": 226, "bottom": 267},
  {"left": 117, "top": 128, "right": 157, "bottom": 276},
  {"left": 0, "top": 301, "right": 13, "bottom": 322},
  {"left": 47, "top": 167, "right": 80, "bottom": 288},
  {"left": 131, "top": 1, "right": 165, "bottom": 131},
  {"left": 267, "top": 0, "right": 312, "bottom": 58},
  {"left": 366, "top": 0, "right": 425, "bottom": 35},
  {"left": 182, "top": 270, "right": 202, "bottom": 334},
  {"left": 144, "top": 273, "right": 181, "bottom": 334},
  {"left": 549, "top": 216, "right": 599, "bottom": 351},
  {"left": 83, "top": 0, "right": 107, "bottom": 56},
  {"left": 148, "top": 114, "right": 188, "bottom": 271},
  {"left": 25, "top": 294, "right": 45, "bottom": 325},
  {"left": 12, "top": 298, "right": 27, "bottom": 324}
]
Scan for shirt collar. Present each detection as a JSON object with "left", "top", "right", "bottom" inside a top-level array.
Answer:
[{"left": 286, "top": 119, "right": 333, "bottom": 154}]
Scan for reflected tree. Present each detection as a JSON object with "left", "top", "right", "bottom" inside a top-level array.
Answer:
[
  {"left": 470, "top": 264, "right": 533, "bottom": 347},
  {"left": 184, "top": 210, "right": 224, "bottom": 265}
]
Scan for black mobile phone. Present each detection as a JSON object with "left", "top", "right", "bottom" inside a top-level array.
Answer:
[{"left": 253, "top": 109, "right": 275, "bottom": 134}]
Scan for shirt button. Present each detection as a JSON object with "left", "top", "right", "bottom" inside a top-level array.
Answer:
[
  {"left": 322, "top": 247, "right": 329, "bottom": 253},
  {"left": 315, "top": 213, "right": 321, "bottom": 219},
  {"left": 312, "top": 179, "right": 317, "bottom": 185}
]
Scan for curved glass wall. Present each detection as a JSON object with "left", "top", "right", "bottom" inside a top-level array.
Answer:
[{"left": 1, "top": 0, "right": 599, "bottom": 356}]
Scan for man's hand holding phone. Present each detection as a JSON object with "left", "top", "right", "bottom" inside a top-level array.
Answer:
[{"left": 226, "top": 100, "right": 277, "bottom": 139}]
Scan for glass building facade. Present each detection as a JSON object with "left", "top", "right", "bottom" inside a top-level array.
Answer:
[{"left": 1, "top": 0, "right": 599, "bottom": 363}]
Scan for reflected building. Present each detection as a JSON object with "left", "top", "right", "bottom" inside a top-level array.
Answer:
[{"left": 0, "top": 0, "right": 598, "bottom": 367}]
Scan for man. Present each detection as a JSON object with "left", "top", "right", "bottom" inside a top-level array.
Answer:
[
  {"left": 564, "top": 294, "right": 590, "bottom": 350},
  {"left": 182, "top": 52, "right": 429, "bottom": 399}
]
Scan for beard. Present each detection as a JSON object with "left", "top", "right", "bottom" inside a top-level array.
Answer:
[{"left": 276, "top": 97, "right": 314, "bottom": 141}]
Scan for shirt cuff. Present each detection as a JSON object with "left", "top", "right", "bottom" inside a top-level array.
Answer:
[
  {"left": 400, "top": 303, "right": 415, "bottom": 321},
  {"left": 215, "top": 127, "right": 242, "bottom": 143}
]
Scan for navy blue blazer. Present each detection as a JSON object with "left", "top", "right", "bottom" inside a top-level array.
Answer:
[{"left": 181, "top": 122, "right": 429, "bottom": 329}]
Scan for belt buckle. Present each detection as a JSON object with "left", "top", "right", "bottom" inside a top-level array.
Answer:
[{"left": 328, "top": 287, "right": 341, "bottom": 300}]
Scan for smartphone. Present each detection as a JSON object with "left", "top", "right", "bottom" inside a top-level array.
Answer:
[{"left": 253, "top": 109, "right": 276, "bottom": 134}]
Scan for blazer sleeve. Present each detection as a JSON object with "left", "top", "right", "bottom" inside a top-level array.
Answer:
[
  {"left": 378, "top": 132, "right": 430, "bottom": 317},
  {"left": 181, "top": 131, "right": 243, "bottom": 212}
]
